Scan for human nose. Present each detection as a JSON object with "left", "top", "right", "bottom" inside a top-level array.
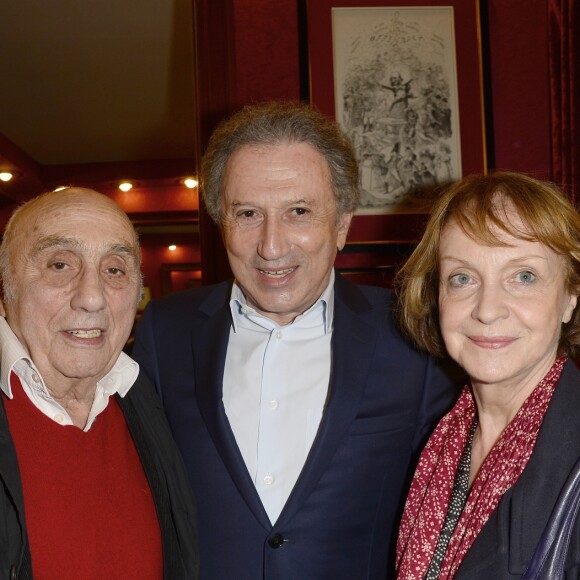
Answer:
[
  {"left": 70, "top": 267, "right": 106, "bottom": 312},
  {"left": 471, "top": 282, "right": 509, "bottom": 324},
  {"left": 257, "top": 216, "right": 290, "bottom": 261}
]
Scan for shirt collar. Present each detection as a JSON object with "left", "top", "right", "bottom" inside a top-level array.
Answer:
[
  {"left": 0, "top": 316, "right": 139, "bottom": 399},
  {"left": 229, "top": 269, "right": 335, "bottom": 333}
]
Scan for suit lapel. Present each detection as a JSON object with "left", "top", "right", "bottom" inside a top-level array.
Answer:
[
  {"left": 509, "top": 361, "right": 580, "bottom": 569},
  {"left": 117, "top": 385, "right": 183, "bottom": 576},
  {"left": 276, "top": 275, "right": 380, "bottom": 525},
  {"left": 192, "top": 289, "right": 271, "bottom": 528}
]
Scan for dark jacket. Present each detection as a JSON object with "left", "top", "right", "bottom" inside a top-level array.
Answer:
[
  {"left": 132, "top": 274, "right": 459, "bottom": 579},
  {"left": 456, "top": 359, "right": 580, "bottom": 579},
  {"left": 0, "top": 372, "right": 199, "bottom": 580}
]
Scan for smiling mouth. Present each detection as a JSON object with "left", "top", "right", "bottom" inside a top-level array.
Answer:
[
  {"left": 470, "top": 336, "right": 515, "bottom": 349},
  {"left": 66, "top": 329, "right": 102, "bottom": 339},
  {"left": 258, "top": 267, "right": 296, "bottom": 278}
]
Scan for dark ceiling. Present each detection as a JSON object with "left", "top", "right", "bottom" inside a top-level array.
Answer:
[{"left": 0, "top": 0, "right": 197, "bottom": 205}]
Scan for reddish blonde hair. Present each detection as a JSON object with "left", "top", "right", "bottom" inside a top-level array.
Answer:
[{"left": 396, "top": 171, "right": 580, "bottom": 357}]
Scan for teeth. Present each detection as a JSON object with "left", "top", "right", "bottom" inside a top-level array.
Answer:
[
  {"left": 260, "top": 268, "right": 294, "bottom": 278},
  {"left": 67, "top": 329, "right": 102, "bottom": 338}
]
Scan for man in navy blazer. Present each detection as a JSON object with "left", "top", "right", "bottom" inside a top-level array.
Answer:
[{"left": 133, "top": 101, "right": 458, "bottom": 579}]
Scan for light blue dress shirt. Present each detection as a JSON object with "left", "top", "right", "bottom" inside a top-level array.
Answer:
[{"left": 223, "top": 272, "right": 335, "bottom": 523}]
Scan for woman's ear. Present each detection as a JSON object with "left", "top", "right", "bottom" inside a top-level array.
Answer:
[{"left": 562, "top": 294, "right": 578, "bottom": 324}]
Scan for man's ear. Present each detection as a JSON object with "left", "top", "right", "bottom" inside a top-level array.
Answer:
[{"left": 336, "top": 212, "right": 354, "bottom": 251}]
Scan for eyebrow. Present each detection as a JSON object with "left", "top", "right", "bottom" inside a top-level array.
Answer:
[
  {"left": 229, "top": 198, "right": 311, "bottom": 208},
  {"left": 440, "top": 254, "right": 550, "bottom": 265},
  {"left": 30, "top": 236, "right": 139, "bottom": 261}
]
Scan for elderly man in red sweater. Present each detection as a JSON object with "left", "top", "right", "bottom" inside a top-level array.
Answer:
[{"left": 0, "top": 187, "right": 199, "bottom": 579}]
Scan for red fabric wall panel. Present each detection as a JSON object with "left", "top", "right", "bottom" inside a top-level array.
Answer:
[
  {"left": 486, "top": 0, "right": 551, "bottom": 177},
  {"left": 230, "top": 0, "right": 301, "bottom": 107}
]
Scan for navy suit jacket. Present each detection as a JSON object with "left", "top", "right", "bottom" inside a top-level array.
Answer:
[{"left": 132, "top": 274, "right": 459, "bottom": 579}]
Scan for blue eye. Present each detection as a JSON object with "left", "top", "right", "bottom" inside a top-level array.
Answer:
[
  {"left": 450, "top": 273, "right": 471, "bottom": 286},
  {"left": 516, "top": 270, "right": 536, "bottom": 284}
]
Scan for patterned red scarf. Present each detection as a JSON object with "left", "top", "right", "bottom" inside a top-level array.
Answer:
[{"left": 396, "top": 357, "right": 566, "bottom": 579}]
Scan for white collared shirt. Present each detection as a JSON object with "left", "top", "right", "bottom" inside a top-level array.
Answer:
[
  {"left": 223, "top": 271, "right": 335, "bottom": 524},
  {"left": 0, "top": 317, "right": 139, "bottom": 432}
]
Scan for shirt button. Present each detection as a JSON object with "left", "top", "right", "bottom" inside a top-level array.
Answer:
[
  {"left": 269, "top": 399, "right": 278, "bottom": 410},
  {"left": 54, "top": 414, "right": 65, "bottom": 424},
  {"left": 31, "top": 373, "right": 41, "bottom": 383},
  {"left": 263, "top": 475, "right": 274, "bottom": 485},
  {"left": 276, "top": 331, "right": 282, "bottom": 339}
]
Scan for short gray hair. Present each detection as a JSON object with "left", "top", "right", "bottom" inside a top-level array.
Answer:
[{"left": 201, "top": 101, "right": 360, "bottom": 224}]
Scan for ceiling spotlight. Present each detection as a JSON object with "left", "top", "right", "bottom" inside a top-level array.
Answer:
[
  {"left": 183, "top": 177, "right": 198, "bottom": 189},
  {"left": 119, "top": 182, "right": 133, "bottom": 192},
  {"left": 168, "top": 245, "right": 177, "bottom": 251},
  {"left": 0, "top": 172, "right": 14, "bottom": 182}
]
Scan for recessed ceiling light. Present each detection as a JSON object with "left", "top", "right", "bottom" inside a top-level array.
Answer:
[
  {"left": 168, "top": 245, "right": 177, "bottom": 251},
  {"left": 119, "top": 182, "right": 133, "bottom": 192},
  {"left": 0, "top": 172, "right": 14, "bottom": 182},
  {"left": 183, "top": 177, "right": 198, "bottom": 189}
]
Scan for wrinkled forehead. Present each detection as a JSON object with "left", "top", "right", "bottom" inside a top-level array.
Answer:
[{"left": 12, "top": 192, "right": 140, "bottom": 261}]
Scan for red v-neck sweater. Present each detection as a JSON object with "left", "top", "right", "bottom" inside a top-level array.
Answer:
[{"left": 4, "top": 375, "right": 163, "bottom": 579}]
